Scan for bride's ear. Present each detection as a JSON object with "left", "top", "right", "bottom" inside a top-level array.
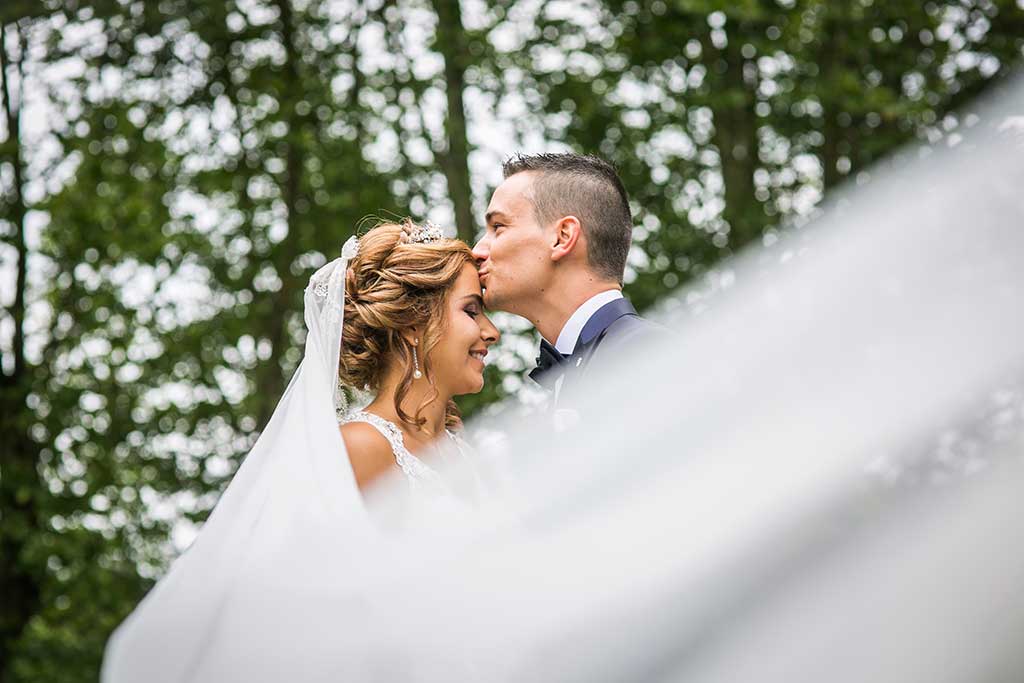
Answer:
[
  {"left": 400, "top": 327, "right": 419, "bottom": 347},
  {"left": 551, "top": 216, "right": 582, "bottom": 262}
]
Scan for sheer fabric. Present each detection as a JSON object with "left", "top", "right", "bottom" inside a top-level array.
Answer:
[
  {"left": 102, "top": 240, "right": 383, "bottom": 682},
  {"left": 103, "top": 79, "right": 1024, "bottom": 683}
]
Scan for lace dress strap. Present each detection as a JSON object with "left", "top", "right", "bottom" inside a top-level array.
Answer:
[{"left": 339, "top": 410, "right": 442, "bottom": 486}]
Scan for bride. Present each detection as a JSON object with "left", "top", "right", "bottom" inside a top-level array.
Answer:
[
  {"left": 101, "top": 219, "right": 501, "bottom": 682},
  {"left": 338, "top": 220, "right": 499, "bottom": 493}
]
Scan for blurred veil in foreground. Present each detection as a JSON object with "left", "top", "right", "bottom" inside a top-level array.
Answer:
[{"left": 104, "top": 73, "right": 1024, "bottom": 682}]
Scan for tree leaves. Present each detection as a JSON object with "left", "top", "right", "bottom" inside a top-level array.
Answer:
[{"left": 0, "top": 1, "right": 1021, "bottom": 679}]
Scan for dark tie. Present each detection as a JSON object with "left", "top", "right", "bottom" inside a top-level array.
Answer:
[{"left": 529, "top": 339, "right": 568, "bottom": 390}]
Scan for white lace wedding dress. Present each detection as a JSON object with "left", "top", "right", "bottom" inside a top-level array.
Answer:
[
  {"left": 338, "top": 409, "right": 486, "bottom": 532},
  {"left": 340, "top": 410, "right": 458, "bottom": 492}
]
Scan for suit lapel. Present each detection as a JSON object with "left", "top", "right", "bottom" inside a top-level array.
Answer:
[
  {"left": 571, "top": 297, "right": 638, "bottom": 356},
  {"left": 553, "top": 298, "right": 638, "bottom": 409}
]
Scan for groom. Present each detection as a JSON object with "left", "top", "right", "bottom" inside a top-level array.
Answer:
[{"left": 473, "top": 152, "right": 663, "bottom": 407}]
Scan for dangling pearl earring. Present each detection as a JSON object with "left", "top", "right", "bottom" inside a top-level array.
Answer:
[{"left": 412, "top": 338, "right": 422, "bottom": 379}]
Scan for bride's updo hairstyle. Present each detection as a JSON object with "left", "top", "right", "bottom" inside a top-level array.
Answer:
[{"left": 339, "top": 219, "right": 474, "bottom": 432}]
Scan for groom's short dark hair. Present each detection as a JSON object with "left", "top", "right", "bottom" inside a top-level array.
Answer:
[{"left": 502, "top": 153, "right": 632, "bottom": 283}]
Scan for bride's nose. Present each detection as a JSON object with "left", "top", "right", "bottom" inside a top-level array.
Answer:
[{"left": 481, "top": 318, "right": 500, "bottom": 345}]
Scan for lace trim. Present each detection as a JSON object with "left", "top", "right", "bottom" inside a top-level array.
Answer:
[{"left": 339, "top": 410, "right": 447, "bottom": 487}]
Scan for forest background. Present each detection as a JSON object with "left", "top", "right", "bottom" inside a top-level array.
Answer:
[{"left": 1, "top": 0, "right": 1022, "bottom": 679}]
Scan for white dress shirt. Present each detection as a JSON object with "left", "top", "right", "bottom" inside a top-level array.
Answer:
[
  {"left": 552, "top": 289, "right": 624, "bottom": 355},
  {"left": 548, "top": 289, "right": 622, "bottom": 425}
]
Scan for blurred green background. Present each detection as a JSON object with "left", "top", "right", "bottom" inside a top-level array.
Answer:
[{"left": 1, "top": 0, "right": 1022, "bottom": 679}]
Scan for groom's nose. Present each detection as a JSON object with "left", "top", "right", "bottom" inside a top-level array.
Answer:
[{"left": 472, "top": 234, "right": 490, "bottom": 264}]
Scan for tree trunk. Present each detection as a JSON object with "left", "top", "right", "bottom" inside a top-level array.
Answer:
[
  {"left": 256, "top": 0, "right": 307, "bottom": 430},
  {"left": 818, "top": 6, "right": 844, "bottom": 193},
  {"left": 705, "top": 26, "right": 764, "bottom": 250},
  {"left": 1, "top": 20, "right": 26, "bottom": 377},
  {"left": 430, "top": 0, "right": 475, "bottom": 243},
  {"left": 0, "top": 20, "right": 41, "bottom": 683}
]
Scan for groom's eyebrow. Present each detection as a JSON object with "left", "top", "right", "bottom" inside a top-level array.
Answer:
[{"left": 485, "top": 210, "right": 509, "bottom": 225}]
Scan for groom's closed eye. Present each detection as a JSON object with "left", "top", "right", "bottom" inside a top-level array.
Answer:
[{"left": 485, "top": 210, "right": 511, "bottom": 231}]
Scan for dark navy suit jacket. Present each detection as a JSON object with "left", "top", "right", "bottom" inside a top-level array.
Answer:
[{"left": 550, "top": 297, "right": 667, "bottom": 406}]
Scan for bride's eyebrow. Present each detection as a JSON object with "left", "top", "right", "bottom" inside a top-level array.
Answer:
[{"left": 460, "top": 294, "right": 484, "bottom": 306}]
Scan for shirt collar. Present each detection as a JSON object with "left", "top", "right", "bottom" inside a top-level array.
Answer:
[{"left": 552, "top": 289, "right": 624, "bottom": 354}]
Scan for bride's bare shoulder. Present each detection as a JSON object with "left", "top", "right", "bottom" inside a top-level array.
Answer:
[{"left": 339, "top": 421, "right": 395, "bottom": 490}]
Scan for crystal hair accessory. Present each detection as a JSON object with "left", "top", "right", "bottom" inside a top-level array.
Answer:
[{"left": 401, "top": 220, "right": 445, "bottom": 244}]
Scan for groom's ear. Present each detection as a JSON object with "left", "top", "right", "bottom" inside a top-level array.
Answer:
[{"left": 550, "top": 216, "right": 582, "bottom": 263}]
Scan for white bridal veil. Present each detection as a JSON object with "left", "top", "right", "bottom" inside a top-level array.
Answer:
[
  {"left": 105, "top": 74, "right": 1024, "bottom": 682},
  {"left": 101, "top": 237, "right": 388, "bottom": 681}
]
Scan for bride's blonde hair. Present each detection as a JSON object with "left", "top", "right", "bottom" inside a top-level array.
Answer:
[{"left": 339, "top": 219, "right": 474, "bottom": 432}]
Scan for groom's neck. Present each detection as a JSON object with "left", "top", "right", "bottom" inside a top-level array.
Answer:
[{"left": 530, "top": 273, "right": 622, "bottom": 345}]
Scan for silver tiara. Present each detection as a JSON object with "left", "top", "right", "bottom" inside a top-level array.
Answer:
[{"left": 402, "top": 220, "right": 445, "bottom": 244}]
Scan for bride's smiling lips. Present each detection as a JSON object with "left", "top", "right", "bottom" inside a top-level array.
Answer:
[{"left": 469, "top": 348, "right": 487, "bottom": 368}]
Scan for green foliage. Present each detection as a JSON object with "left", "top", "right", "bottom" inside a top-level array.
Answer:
[
  {"left": 0, "top": 0, "right": 1021, "bottom": 680},
  {"left": 481, "top": 0, "right": 1024, "bottom": 308}
]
